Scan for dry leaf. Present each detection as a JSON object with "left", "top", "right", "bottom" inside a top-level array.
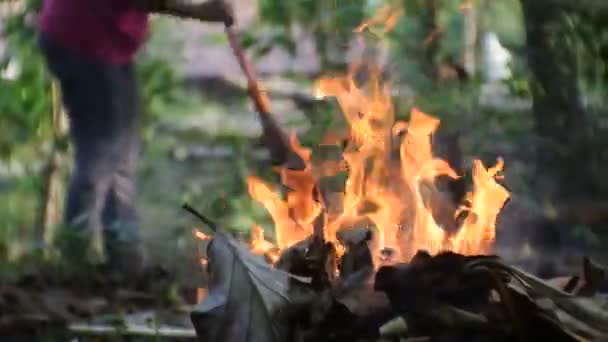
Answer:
[{"left": 191, "top": 232, "right": 313, "bottom": 342}]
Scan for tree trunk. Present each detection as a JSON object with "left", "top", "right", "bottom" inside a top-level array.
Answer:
[
  {"left": 520, "top": 0, "right": 595, "bottom": 202},
  {"left": 462, "top": 0, "right": 477, "bottom": 76},
  {"left": 35, "top": 80, "right": 69, "bottom": 258}
]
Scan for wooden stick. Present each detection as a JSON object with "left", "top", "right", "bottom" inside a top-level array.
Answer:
[
  {"left": 69, "top": 323, "right": 196, "bottom": 339},
  {"left": 225, "top": 27, "right": 271, "bottom": 114},
  {"left": 225, "top": 26, "right": 305, "bottom": 170}
]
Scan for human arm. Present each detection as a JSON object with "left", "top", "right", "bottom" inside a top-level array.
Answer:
[{"left": 134, "top": 0, "right": 234, "bottom": 26}]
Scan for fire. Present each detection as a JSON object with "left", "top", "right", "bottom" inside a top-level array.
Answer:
[
  {"left": 245, "top": 4, "right": 510, "bottom": 264},
  {"left": 248, "top": 78, "right": 509, "bottom": 261},
  {"left": 193, "top": 229, "right": 211, "bottom": 241},
  {"left": 247, "top": 134, "right": 322, "bottom": 249},
  {"left": 249, "top": 223, "right": 276, "bottom": 255}
]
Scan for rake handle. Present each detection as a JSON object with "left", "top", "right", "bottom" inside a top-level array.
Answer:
[
  {"left": 225, "top": 26, "right": 306, "bottom": 169},
  {"left": 225, "top": 26, "right": 272, "bottom": 119}
]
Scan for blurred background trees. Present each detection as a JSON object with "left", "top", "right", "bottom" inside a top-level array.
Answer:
[{"left": 0, "top": 0, "right": 606, "bottom": 276}]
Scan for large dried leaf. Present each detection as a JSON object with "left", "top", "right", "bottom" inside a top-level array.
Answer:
[
  {"left": 578, "top": 257, "right": 607, "bottom": 297},
  {"left": 191, "top": 232, "right": 313, "bottom": 342},
  {"left": 467, "top": 258, "right": 608, "bottom": 341},
  {"left": 548, "top": 257, "right": 606, "bottom": 296}
]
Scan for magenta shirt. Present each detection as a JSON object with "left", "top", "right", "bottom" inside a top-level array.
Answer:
[{"left": 39, "top": 0, "right": 149, "bottom": 65}]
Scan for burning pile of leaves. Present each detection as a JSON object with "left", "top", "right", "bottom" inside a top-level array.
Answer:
[
  {"left": 190, "top": 19, "right": 608, "bottom": 339},
  {"left": 191, "top": 229, "right": 608, "bottom": 342},
  {"left": 189, "top": 66, "right": 608, "bottom": 342}
]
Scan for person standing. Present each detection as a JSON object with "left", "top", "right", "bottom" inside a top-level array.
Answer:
[{"left": 37, "top": 0, "right": 234, "bottom": 278}]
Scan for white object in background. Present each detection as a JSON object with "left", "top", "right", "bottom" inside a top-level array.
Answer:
[
  {"left": 0, "top": 58, "right": 20, "bottom": 80},
  {"left": 481, "top": 31, "right": 512, "bottom": 83}
]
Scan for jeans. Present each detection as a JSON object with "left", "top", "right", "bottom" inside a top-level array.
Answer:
[{"left": 38, "top": 33, "right": 143, "bottom": 267}]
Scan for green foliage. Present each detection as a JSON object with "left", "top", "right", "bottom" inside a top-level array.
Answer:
[
  {"left": 481, "top": 0, "right": 525, "bottom": 48},
  {"left": 0, "top": 173, "right": 40, "bottom": 255},
  {"left": 252, "top": 0, "right": 368, "bottom": 67},
  {"left": 503, "top": 51, "right": 532, "bottom": 98},
  {"left": 241, "top": 31, "right": 297, "bottom": 59},
  {"left": 0, "top": 0, "right": 52, "bottom": 158},
  {"left": 560, "top": 10, "right": 608, "bottom": 101},
  {"left": 554, "top": 6, "right": 608, "bottom": 194},
  {"left": 137, "top": 58, "right": 184, "bottom": 130},
  {"left": 136, "top": 18, "right": 198, "bottom": 142},
  {"left": 259, "top": 0, "right": 367, "bottom": 31}
]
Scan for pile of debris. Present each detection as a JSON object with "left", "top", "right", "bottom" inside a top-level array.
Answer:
[{"left": 191, "top": 230, "right": 608, "bottom": 342}]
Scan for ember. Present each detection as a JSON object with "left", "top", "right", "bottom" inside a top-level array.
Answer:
[{"left": 193, "top": 229, "right": 211, "bottom": 241}]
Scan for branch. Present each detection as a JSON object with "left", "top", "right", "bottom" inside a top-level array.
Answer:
[
  {"left": 69, "top": 323, "right": 196, "bottom": 339},
  {"left": 182, "top": 203, "right": 218, "bottom": 233}
]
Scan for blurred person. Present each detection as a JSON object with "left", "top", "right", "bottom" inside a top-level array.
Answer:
[{"left": 37, "top": 0, "right": 234, "bottom": 278}]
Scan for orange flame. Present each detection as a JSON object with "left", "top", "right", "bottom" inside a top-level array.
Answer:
[
  {"left": 193, "top": 229, "right": 211, "bottom": 241},
  {"left": 250, "top": 76, "right": 509, "bottom": 261},
  {"left": 249, "top": 223, "right": 276, "bottom": 255},
  {"left": 246, "top": 4, "right": 509, "bottom": 263},
  {"left": 247, "top": 134, "right": 322, "bottom": 249}
]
